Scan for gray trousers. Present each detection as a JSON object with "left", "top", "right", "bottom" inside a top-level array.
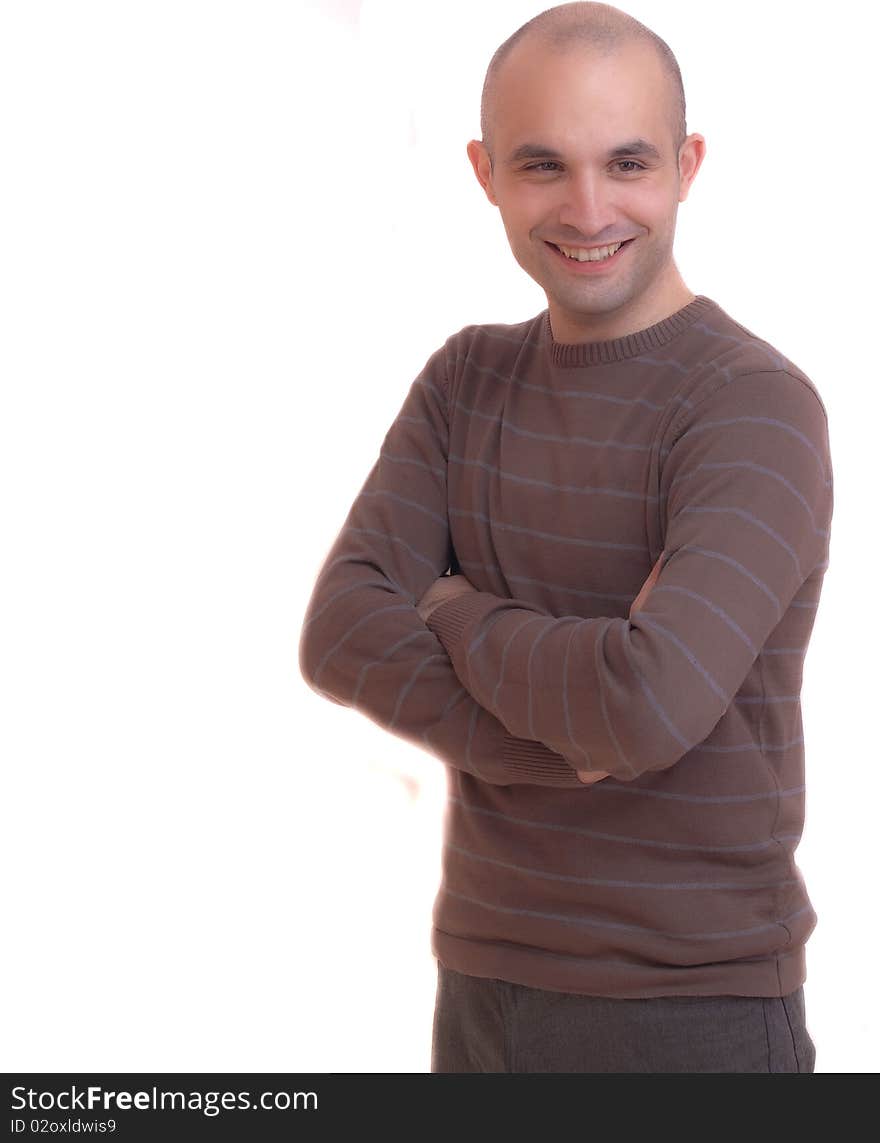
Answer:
[{"left": 431, "top": 962, "right": 816, "bottom": 1073}]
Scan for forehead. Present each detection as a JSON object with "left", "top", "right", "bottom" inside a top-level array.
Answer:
[{"left": 492, "top": 38, "right": 671, "bottom": 154}]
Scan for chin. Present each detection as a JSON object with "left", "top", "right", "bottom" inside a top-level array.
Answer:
[{"left": 556, "top": 283, "right": 635, "bottom": 316}]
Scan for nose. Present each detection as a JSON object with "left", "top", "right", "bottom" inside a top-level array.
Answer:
[{"left": 556, "top": 167, "right": 618, "bottom": 241}]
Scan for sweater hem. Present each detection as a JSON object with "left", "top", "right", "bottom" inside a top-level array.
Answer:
[{"left": 431, "top": 929, "right": 807, "bottom": 999}]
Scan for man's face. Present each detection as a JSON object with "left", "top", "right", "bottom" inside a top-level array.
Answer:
[{"left": 468, "top": 38, "right": 705, "bottom": 341}]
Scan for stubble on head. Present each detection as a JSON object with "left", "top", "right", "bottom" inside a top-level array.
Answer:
[{"left": 468, "top": 3, "right": 705, "bottom": 342}]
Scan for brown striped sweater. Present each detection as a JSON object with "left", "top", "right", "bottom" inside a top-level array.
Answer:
[{"left": 299, "top": 294, "right": 834, "bottom": 998}]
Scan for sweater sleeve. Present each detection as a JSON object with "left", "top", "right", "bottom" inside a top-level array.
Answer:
[
  {"left": 426, "top": 371, "right": 834, "bottom": 782},
  {"left": 298, "top": 339, "right": 583, "bottom": 788}
]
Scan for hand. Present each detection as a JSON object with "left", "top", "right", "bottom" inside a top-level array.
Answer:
[
  {"left": 630, "top": 550, "right": 666, "bottom": 618},
  {"left": 584, "top": 556, "right": 665, "bottom": 782},
  {"left": 575, "top": 768, "right": 611, "bottom": 785},
  {"left": 417, "top": 573, "right": 477, "bottom": 623}
]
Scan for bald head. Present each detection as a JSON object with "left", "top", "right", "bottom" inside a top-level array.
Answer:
[{"left": 480, "top": 2, "right": 687, "bottom": 165}]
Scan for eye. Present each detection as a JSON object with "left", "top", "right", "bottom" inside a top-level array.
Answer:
[
  {"left": 523, "top": 161, "right": 562, "bottom": 172},
  {"left": 615, "top": 160, "right": 646, "bottom": 173}
]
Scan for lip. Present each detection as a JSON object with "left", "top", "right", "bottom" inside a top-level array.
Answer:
[{"left": 545, "top": 239, "right": 634, "bottom": 272}]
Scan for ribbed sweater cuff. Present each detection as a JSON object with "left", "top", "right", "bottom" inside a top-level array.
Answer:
[
  {"left": 428, "top": 593, "right": 583, "bottom": 788},
  {"left": 502, "top": 736, "right": 583, "bottom": 787},
  {"left": 426, "top": 591, "right": 497, "bottom": 655}
]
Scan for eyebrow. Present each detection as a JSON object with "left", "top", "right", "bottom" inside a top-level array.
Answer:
[{"left": 505, "top": 138, "right": 662, "bottom": 165}]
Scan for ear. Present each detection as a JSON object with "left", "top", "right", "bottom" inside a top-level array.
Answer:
[
  {"left": 677, "top": 133, "right": 706, "bottom": 203},
  {"left": 467, "top": 139, "right": 499, "bottom": 206}
]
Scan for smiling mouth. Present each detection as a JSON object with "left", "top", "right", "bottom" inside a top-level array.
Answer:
[{"left": 547, "top": 239, "right": 635, "bottom": 262}]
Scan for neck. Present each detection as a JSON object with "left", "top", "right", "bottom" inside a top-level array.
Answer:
[{"left": 549, "top": 272, "right": 696, "bottom": 345}]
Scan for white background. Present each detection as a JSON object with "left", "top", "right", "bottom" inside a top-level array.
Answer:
[{"left": 1, "top": 0, "right": 875, "bottom": 1073}]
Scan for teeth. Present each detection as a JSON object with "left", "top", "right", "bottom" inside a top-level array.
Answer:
[{"left": 557, "top": 241, "right": 624, "bottom": 262}]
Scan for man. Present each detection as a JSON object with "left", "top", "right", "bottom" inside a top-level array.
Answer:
[{"left": 299, "top": 2, "right": 832, "bottom": 1073}]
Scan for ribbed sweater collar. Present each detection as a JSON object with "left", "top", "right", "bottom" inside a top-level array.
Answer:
[{"left": 544, "top": 294, "right": 717, "bottom": 367}]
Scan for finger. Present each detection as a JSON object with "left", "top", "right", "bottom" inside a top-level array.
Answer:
[{"left": 576, "top": 769, "right": 610, "bottom": 785}]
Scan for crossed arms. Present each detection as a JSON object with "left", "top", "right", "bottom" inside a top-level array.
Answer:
[
  {"left": 415, "top": 559, "right": 664, "bottom": 784},
  {"left": 299, "top": 338, "right": 832, "bottom": 788}
]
